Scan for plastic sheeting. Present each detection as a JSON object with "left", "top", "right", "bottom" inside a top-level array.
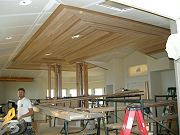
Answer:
[{"left": 166, "top": 33, "right": 180, "bottom": 60}]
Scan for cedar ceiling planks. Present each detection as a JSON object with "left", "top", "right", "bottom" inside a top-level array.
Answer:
[{"left": 8, "top": 5, "right": 170, "bottom": 71}]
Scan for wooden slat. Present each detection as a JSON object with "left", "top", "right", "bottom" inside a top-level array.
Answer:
[
  {"left": 0, "top": 77, "right": 33, "bottom": 82},
  {"left": 144, "top": 100, "right": 177, "bottom": 107},
  {"left": 145, "top": 114, "right": 177, "bottom": 123},
  {"left": 81, "top": 106, "right": 126, "bottom": 113}
]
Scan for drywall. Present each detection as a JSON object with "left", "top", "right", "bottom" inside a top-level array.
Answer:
[
  {"left": 124, "top": 52, "right": 148, "bottom": 88},
  {"left": 0, "top": 82, "right": 5, "bottom": 103},
  {"left": 105, "top": 58, "right": 125, "bottom": 93},
  {"left": 3, "top": 77, "right": 47, "bottom": 102},
  {"left": 160, "top": 70, "right": 176, "bottom": 94},
  {"left": 149, "top": 71, "right": 163, "bottom": 97},
  {"left": 147, "top": 57, "right": 174, "bottom": 71}
]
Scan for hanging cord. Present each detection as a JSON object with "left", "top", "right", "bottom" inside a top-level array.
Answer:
[{"left": 60, "top": 120, "right": 89, "bottom": 134}]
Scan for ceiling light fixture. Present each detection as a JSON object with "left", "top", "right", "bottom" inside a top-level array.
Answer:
[
  {"left": 5, "top": 36, "right": 13, "bottom": 40},
  {"left": 72, "top": 35, "right": 81, "bottom": 39},
  {"left": 19, "top": 0, "right": 32, "bottom": 6},
  {"left": 97, "top": 2, "right": 133, "bottom": 12},
  {"left": 45, "top": 53, "right": 52, "bottom": 56}
]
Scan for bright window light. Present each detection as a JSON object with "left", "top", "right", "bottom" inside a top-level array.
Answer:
[
  {"left": 46, "top": 89, "right": 49, "bottom": 98},
  {"left": 70, "top": 89, "right": 77, "bottom": 97},
  {"left": 51, "top": 89, "right": 55, "bottom": 98},
  {"left": 62, "top": 89, "right": 66, "bottom": 97},
  {"left": 95, "top": 88, "right": 104, "bottom": 95},
  {"left": 88, "top": 89, "right": 92, "bottom": 95}
]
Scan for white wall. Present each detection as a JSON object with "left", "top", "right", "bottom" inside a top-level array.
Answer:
[
  {"left": 149, "top": 71, "right": 163, "bottom": 97},
  {"left": 105, "top": 58, "right": 125, "bottom": 93},
  {"left": 0, "top": 82, "right": 5, "bottom": 104},
  {"left": 160, "top": 70, "right": 176, "bottom": 94},
  {"left": 124, "top": 52, "right": 148, "bottom": 88},
  {"left": 3, "top": 77, "right": 48, "bottom": 102}
]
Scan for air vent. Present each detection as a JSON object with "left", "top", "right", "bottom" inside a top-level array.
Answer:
[{"left": 97, "top": 1, "right": 133, "bottom": 12}]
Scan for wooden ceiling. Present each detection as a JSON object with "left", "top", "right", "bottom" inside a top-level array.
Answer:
[{"left": 8, "top": 5, "right": 170, "bottom": 71}]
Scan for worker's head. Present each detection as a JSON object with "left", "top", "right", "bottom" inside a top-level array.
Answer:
[{"left": 18, "top": 88, "right": 25, "bottom": 99}]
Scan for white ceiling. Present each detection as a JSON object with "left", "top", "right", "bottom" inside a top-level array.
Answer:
[{"left": 0, "top": 0, "right": 170, "bottom": 78}]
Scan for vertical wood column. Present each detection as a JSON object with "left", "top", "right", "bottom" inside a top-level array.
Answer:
[
  {"left": 76, "top": 63, "right": 81, "bottom": 96},
  {"left": 83, "top": 62, "right": 88, "bottom": 108},
  {"left": 54, "top": 64, "right": 62, "bottom": 98},
  {"left": 76, "top": 62, "right": 89, "bottom": 107},
  {"left": 57, "top": 64, "right": 62, "bottom": 98},
  {"left": 48, "top": 65, "right": 52, "bottom": 98},
  {"left": 54, "top": 64, "right": 58, "bottom": 98},
  {"left": 83, "top": 62, "right": 88, "bottom": 96},
  {"left": 48, "top": 65, "right": 52, "bottom": 127}
]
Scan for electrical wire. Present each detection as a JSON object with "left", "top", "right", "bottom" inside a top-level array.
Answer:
[{"left": 60, "top": 120, "right": 90, "bottom": 134}]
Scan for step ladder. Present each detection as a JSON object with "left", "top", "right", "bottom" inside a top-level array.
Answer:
[{"left": 120, "top": 106, "right": 148, "bottom": 135}]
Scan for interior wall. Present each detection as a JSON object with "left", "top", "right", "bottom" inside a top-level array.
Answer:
[
  {"left": 2, "top": 72, "right": 105, "bottom": 102},
  {"left": 105, "top": 58, "right": 125, "bottom": 93},
  {"left": 124, "top": 52, "right": 148, "bottom": 89},
  {"left": 149, "top": 71, "right": 163, "bottom": 98},
  {"left": 147, "top": 56, "right": 176, "bottom": 97},
  {"left": 0, "top": 82, "right": 5, "bottom": 103},
  {"left": 160, "top": 70, "right": 176, "bottom": 94},
  {"left": 3, "top": 77, "right": 48, "bottom": 102}
]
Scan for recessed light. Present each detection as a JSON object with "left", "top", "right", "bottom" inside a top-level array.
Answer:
[
  {"left": 45, "top": 53, "right": 52, "bottom": 56},
  {"left": 79, "top": 11, "right": 83, "bottom": 14},
  {"left": 5, "top": 36, "right": 13, "bottom": 40},
  {"left": 19, "top": 0, "right": 32, "bottom": 6},
  {"left": 72, "top": 35, "right": 81, "bottom": 39}
]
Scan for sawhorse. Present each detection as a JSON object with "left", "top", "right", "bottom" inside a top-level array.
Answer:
[{"left": 120, "top": 106, "right": 148, "bottom": 135}]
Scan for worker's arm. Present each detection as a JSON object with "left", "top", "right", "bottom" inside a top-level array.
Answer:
[{"left": 18, "top": 108, "right": 33, "bottom": 120}]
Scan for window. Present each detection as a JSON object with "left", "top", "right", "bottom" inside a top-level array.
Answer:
[
  {"left": 46, "top": 89, "right": 50, "bottom": 98},
  {"left": 69, "top": 89, "right": 77, "bottom": 97},
  {"left": 51, "top": 89, "right": 55, "bottom": 98},
  {"left": 46, "top": 89, "right": 55, "bottom": 98},
  {"left": 88, "top": 89, "right": 92, "bottom": 95},
  {"left": 95, "top": 88, "right": 104, "bottom": 105},
  {"left": 62, "top": 89, "right": 67, "bottom": 97},
  {"left": 95, "top": 88, "right": 104, "bottom": 95}
]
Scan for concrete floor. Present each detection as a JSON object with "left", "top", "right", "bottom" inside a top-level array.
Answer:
[{"left": 38, "top": 123, "right": 116, "bottom": 135}]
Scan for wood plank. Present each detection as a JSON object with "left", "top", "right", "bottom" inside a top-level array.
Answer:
[
  {"left": 81, "top": 106, "right": 126, "bottom": 113},
  {"left": 144, "top": 100, "right": 177, "bottom": 107},
  {"left": 145, "top": 114, "right": 177, "bottom": 123},
  {"left": 0, "top": 77, "right": 33, "bottom": 82}
]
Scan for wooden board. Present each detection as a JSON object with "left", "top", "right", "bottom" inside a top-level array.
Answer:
[
  {"left": 35, "top": 105, "right": 103, "bottom": 121},
  {"left": 81, "top": 106, "right": 126, "bottom": 113}
]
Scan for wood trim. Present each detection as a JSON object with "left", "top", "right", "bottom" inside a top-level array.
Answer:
[{"left": 0, "top": 77, "right": 33, "bottom": 82}]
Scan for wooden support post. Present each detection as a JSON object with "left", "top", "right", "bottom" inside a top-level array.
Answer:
[
  {"left": 83, "top": 62, "right": 88, "bottom": 97},
  {"left": 54, "top": 64, "right": 58, "bottom": 98},
  {"left": 54, "top": 64, "right": 62, "bottom": 98},
  {"left": 48, "top": 65, "right": 52, "bottom": 98},
  {"left": 76, "top": 63, "right": 81, "bottom": 96},
  {"left": 57, "top": 64, "right": 62, "bottom": 98},
  {"left": 76, "top": 62, "right": 89, "bottom": 107}
]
